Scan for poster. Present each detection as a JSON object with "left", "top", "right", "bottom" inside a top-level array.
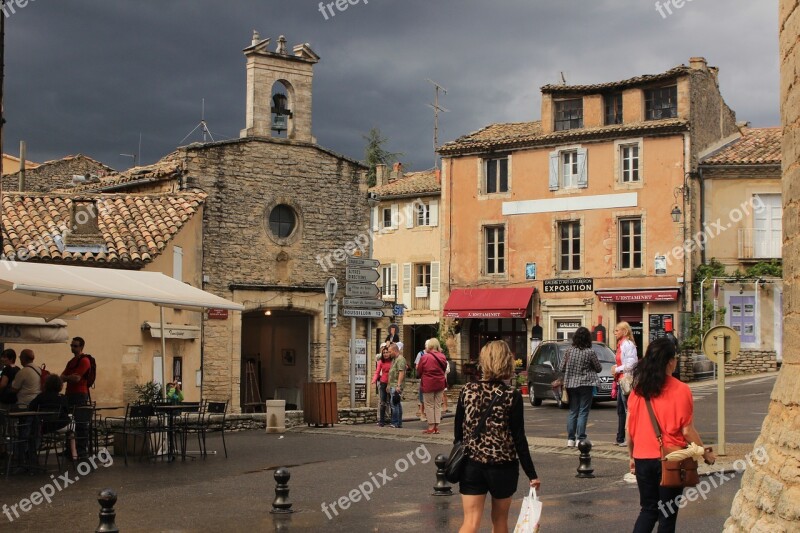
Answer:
[{"left": 354, "top": 339, "right": 367, "bottom": 384}]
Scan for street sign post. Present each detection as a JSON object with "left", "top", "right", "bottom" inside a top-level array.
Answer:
[
  {"left": 345, "top": 282, "right": 380, "bottom": 298},
  {"left": 347, "top": 258, "right": 380, "bottom": 268},
  {"left": 343, "top": 297, "right": 384, "bottom": 308},
  {"left": 703, "top": 325, "right": 741, "bottom": 456},
  {"left": 324, "top": 277, "right": 338, "bottom": 381},
  {"left": 342, "top": 308, "right": 384, "bottom": 319},
  {"left": 345, "top": 267, "right": 380, "bottom": 283}
]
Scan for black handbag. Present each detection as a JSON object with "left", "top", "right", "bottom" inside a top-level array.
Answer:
[{"left": 445, "top": 386, "right": 507, "bottom": 483}]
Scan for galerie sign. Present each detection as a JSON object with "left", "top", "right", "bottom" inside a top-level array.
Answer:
[{"left": 543, "top": 278, "right": 594, "bottom": 293}]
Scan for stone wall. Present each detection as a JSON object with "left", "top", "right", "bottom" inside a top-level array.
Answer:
[
  {"left": 725, "top": 3, "right": 800, "bottom": 530},
  {"left": 681, "top": 350, "right": 778, "bottom": 380},
  {"left": 181, "top": 138, "right": 368, "bottom": 411},
  {"left": 1, "top": 154, "right": 114, "bottom": 193}
]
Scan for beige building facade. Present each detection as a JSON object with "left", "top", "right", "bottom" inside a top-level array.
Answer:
[
  {"left": 438, "top": 58, "right": 738, "bottom": 369},
  {"left": 369, "top": 165, "right": 442, "bottom": 359}
]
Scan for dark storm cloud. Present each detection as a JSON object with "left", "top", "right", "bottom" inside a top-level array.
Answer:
[{"left": 1, "top": 0, "right": 779, "bottom": 172}]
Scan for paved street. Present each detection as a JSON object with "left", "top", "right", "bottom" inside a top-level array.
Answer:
[{"left": 1, "top": 373, "right": 774, "bottom": 532}]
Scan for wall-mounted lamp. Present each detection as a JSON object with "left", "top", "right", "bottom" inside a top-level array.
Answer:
[
  {"left": 264, "top": 310, "right": 272, "bottom": 316},
  {"left": 671, "top": 184, "right": 688, "bottom": 223},
  {"left": 670, "top": 205, "right": 682, "bottom": 223},
  {"left": 739, "top": 285, "right": 744, "bottom": 295}
]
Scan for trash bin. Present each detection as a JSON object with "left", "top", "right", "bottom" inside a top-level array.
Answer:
[
  {"left": 303, "top": 382, "right": 338, "bottom": 427},
  {"left": 265, "top": 400, "right": 286, "bottom": 433}
]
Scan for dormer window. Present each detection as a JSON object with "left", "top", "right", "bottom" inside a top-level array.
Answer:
[
  {"left": 604, "top": 93, "right": 623, "bottom": 125},
  {"left": 554, "top": 98, "right": 583, "bottom": 131},
  {"left": 645, "top": 85, "right": 678, "bottom": 120}
]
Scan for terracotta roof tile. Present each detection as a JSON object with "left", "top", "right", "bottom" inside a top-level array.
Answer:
[
  {"left": 702, "top": 128, "right": 782, "bottom": 165},
  {"left": 55, "top": 152, "right": 183, "bottom": 193},
  {"left": 369, "top": 169, "right": 440, "bottom": 197},
  {"left": 439, "top": 118, "right": 688, "bottom": 155},
  {"left": 1, "top": 192, "right": 205, "bottom": 267},
  {"left": 541, "top": 66, "right": 691, "bottom": 94}
]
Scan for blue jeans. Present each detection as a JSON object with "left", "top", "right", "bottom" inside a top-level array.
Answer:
[
  {"left": 616, "top": 389, "right": 629, "bottom": 443},
  {"left": 633, "top": 459, "right": 684, "bottom": 533},
  {"left": 389, "top": 387, "right": 403, "bottom": 427},
  {"left": 566, "top": 386, "right": 594, "bottom": 441}
]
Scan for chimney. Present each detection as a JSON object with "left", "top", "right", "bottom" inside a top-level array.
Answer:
[
  {"left": 390, "top": 162, "right": 403, "bottom": 182},
  {"left": 18, "top": 140, "right": 26, "bottom": 191},
  {"left": 375, "top": 164, "right": 388, "bottom": 185},
  {"left": 435, "top": 168, "right": 441, "bottom": 185},
  {"left": 689, "top": 57, "right": 708, "bottom": 71}
]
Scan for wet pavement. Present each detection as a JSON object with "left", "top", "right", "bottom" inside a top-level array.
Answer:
[{"left": 1, "top": 421, "right": 745, "bottom": 532}]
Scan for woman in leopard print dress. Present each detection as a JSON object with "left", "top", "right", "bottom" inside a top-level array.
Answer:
[{"left": 454, "top": 340, "right": 541, "bottom": 532}]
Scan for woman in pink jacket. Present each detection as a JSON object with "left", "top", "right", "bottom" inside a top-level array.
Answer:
[
  {"left": 372, "top": 345, "right": 392, "bottom": 427},
  {"left": 416, "top": 338, "right": 448, "bottom": 434}
]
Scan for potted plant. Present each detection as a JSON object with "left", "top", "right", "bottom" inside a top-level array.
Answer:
[{"left": 515, "top": 372, "right": 528, "bottom": 395}]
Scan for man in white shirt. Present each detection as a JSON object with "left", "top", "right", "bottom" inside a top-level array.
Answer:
[{"left": 11, "top": 349, "right": 42, "bottom": 407}]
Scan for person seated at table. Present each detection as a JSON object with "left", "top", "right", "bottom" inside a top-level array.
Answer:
[
  {"left": 166, "top": 382, "right": 184, "bottom": 404},
  {"left": 29, "top": 375, "right": 70, "bottom": 434}
]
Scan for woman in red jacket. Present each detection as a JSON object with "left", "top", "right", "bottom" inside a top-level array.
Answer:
[
  {"left": 416, "top": 338, "right": 448, "bottom": 434},
  {"left": 371, "top": 345, "right": 393, "bottom": 427}
]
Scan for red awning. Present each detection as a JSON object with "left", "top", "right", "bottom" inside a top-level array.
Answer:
[
  {"left": 444, "top": 287, "right": 534, "bottom": 319},
  {"left": 596, "top": 289, "right": 679, "bottom": 303}
]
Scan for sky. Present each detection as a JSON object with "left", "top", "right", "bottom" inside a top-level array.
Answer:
[{"left": 1, "top": 0, "right": 780, "bottom": 173}]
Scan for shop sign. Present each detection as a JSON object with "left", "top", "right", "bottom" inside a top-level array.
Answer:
[
  {"left": 543, "top": 278, "right": 594, "bottom": 293},
  {"left": 207, "top": 308, "right": 228, "bottom": 320}
]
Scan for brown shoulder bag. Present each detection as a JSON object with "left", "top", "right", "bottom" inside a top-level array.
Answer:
[{"left": 644, "top": 397, "right": 699, "bottom": 488}]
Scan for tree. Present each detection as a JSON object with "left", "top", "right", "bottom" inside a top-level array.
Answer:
[{"left": 363, "top": 128, "right": 402, "bottom": 187}]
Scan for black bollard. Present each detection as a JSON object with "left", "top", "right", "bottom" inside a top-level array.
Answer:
[
  {"left": 95, "top": 488, "right": 119, "bottom": 533},
  {"left": 270, "top": 467, "right": 294, "bottom": 514},
  {"left": 432, "top": 454, "right": 453, "bottom": 496},
  {"left": 576, "top": 439, "right": 595, "bottom": 478}
]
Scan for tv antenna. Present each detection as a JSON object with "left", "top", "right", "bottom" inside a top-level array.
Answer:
[
  {"left": 426, "top": 79, "right": 449, "bottom": 168},
  {"left": 120, "top": 133, "right": 142, "bottom": 168},
  {"left": 180, "top": 99, "right": 215, "bottom": 144}
]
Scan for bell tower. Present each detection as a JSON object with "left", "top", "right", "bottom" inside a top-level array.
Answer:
[{"left": 240, "top": 31, "right": 320, "bottom": 143}]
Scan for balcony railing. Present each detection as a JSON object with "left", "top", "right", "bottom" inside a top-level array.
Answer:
[{"left": 738, "top": 228, "right": 781, "bottom": 259}]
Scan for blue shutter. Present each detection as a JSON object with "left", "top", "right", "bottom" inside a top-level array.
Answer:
[
  {"left": 549, "top": 151, "right": 559, "bottom": 191},
  {"left": 577, "top": 148, "right": 588, "bottom": 188}
]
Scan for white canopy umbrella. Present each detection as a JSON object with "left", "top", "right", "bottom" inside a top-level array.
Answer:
[{"left": 0, "top": 261, "right": 244, "bottom": 395}]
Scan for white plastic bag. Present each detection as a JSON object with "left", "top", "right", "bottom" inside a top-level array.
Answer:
[{"left": 514, "top": 487, "right": 542, "bottom": 533}]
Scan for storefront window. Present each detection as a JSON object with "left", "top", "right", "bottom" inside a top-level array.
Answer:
[{"left": 468, "top": 318, "right": 528, "bottom": 364}]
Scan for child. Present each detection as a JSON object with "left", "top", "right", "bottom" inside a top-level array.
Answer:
[{"left": 166, "top": 381, "right": 184, "bottom": 404}]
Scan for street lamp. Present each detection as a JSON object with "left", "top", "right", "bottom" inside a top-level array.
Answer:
[{"left": 671, "top": 205, "right": 682, "bottom": 223}]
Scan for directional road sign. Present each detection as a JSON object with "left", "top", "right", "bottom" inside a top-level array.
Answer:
[
  {"left": 342, "top": 308, "right": 385, "bottom": 319},
  {"left": 346, "top": 267, "right": 380, "bottom": 283},
  {"left": 345, "top": 282, "right": 381, "bottom": 298},
  {"left": 347, "top": 258, "right": 380, "bottom": 268},
  {"left": 343, "top": 297, "right": 385, "bottom": 308}
]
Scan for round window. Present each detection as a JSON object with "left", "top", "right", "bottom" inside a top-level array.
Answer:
[{"left": 268, "top": 204, "right": 296, "bottom": 239}]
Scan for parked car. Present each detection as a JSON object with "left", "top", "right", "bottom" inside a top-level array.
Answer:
[{"left": 526, "top": 340, "right": 616, "bottom": 407}]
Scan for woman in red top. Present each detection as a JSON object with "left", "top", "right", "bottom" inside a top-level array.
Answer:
[
  {"left": 371, "top": 345, "right": 393, "bottom": 427},
  {"left": 627, "top": 338, "right": 716, "bottom": 532},
  {"left": 416, "top": 338, "right": 447, "bottom": 434}
]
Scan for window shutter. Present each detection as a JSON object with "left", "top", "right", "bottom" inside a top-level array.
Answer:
[
  {"left": 430, "top": 262, "right": 441, "bottom": 310},
  {"left": 371, "top": 207, "right": 378, "bottom": 232},
  {"left": 577, "top": 148, "right": 588, "bottom": 188},
  {"left": 429, "top": 199, "right": 439, "bottom": 227},
  {"left": 391, "top": 204, "right": 399, "bottom": 230},
  {"left": 405, "top": 203, "right": 414, "bottom": 229},
  {"left": 173, "top": 246, "right": 183, "bottom": 282},
  {"left": 549, "top": 151, "right": 559, "bottom": 191},
  {"left": 402, "top": 263, "right": 412, "bottom": 309},
  {"left": 390, "top": 264, "right": 398, "bottom": 300}
]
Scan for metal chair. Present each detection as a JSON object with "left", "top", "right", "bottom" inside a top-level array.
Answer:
[
  {"left": 202, "top": 401, "right": 228, "bottom": 458},
  {"left": 177, "top": 401, "right": 205, "bottom": 459},
  {"left": 116, "top": 404, "right": 156, "bottom": 466}
]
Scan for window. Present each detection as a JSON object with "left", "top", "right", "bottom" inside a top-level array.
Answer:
[
  {"left": 268, "top": 205, "right": 296, "bottom": 238},
  {"left": 416, "top": 263, "right": 431, "bottom": 289},
  {"left": 620, "top": 144, "right": 640, "bottom": 182},
  {"left": 485, "top": 157, "right": 509, "bottom": 194},
  {"left": 416, "top": 203, "right": 430, "bottom": 226},
  {"left": 382, "top": 208, "right": 392, "bottom": 229},
  {"left": 549, "top": 147, "right": 587, "bottom": 190},
  {"left": 484, "top": 226, "right": 505, "bottom": 275},
  {"left": 413, "top": 263, "right": 432, "bottom": 310},
  {"left": 558, "top": 221, "right": 581, "bottom": 271},
  {"left": 604, "top": 93, "right": 623, "bottom": 125},
  {"left": 619, "top": 218, "right": 643, "bottom": 269},
  {"left": 554, "top": 98, "right": 584, "bottom": 131},
  {"left": 561, "top": 150, "right": 579, "bottom": 188},
  {"left": 381, "top": 265, "right": 395, "bottom": 298},
  {"left": 645, "top": 85, "right": 678, "bottom": 120}
]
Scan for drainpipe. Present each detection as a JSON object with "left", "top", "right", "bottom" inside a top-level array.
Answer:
[
  {"left": 699, "top": 277, "right": 708, "bottom": 334},
  {"left": 698, "top": 167, "right": 706, "bottom": 264}
]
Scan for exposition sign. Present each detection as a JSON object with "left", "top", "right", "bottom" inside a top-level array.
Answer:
[{"left": 543, "top": 278, "right": 594, "bottom": 293}]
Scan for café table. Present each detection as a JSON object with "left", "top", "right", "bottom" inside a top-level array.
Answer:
[{"left": 153, "top": 405, "right": 188, "bottom": 462}]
